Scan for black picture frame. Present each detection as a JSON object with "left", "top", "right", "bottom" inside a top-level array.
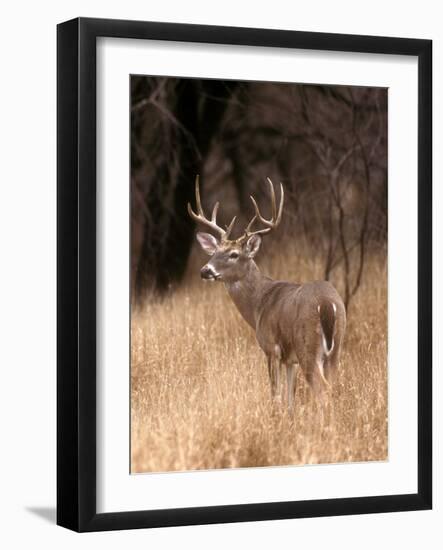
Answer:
[{"left": 57, "top": 17, "right": 432, "bottom": 532}]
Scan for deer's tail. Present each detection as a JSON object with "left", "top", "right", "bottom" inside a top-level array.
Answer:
[
  {"left": 318, "top": 301, "right": 337, "bottom": 358},
  {"left": 316, "top": 301, "right": 337, "bottom": 388}
]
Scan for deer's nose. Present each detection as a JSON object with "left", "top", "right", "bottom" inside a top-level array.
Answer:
[{"left": 201, "top": 265, "right": 218, "bottom": 280}]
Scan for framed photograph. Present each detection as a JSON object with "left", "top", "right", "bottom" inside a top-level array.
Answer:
[{"left": 57, "top": 17, "right": 432, "bottom": 532}]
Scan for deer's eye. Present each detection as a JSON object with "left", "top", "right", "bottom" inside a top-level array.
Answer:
[{"left": 229, "top": 251, "right": 239, "bottom": 260}]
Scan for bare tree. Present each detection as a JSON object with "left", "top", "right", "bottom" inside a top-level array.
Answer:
[{"left": 295, "top": 85, "right": 386, "bottom": 309}]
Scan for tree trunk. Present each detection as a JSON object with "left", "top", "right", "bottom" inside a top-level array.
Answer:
[{"left": 133, "top": 79, "right": 236, "bottom": 297}]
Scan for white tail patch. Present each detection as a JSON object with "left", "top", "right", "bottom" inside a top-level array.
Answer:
[
  {"left": 322, "top": 333, "right": 335, "bottom": 356},
  {"left": 317, "top": 359, "right": 331, "bottom": 388},
  {"left": 320, "top": 301, "right": 336, "bottom": 357}
]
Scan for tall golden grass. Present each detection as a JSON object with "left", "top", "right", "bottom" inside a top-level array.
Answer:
[{"left": 131, "top": 242, "right": 387, "bottom": 473}]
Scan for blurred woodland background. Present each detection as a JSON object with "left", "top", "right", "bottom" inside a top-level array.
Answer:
[
  {"left": 130, "top": 77, "right": 388, "bottom": 473},
  {"left": 131, "top": 77, "right": 387, "bottom": 309}
]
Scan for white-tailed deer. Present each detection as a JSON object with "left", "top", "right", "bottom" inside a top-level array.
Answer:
[{"left": 188, "top": 176, "right": 346, "bottom": 410}]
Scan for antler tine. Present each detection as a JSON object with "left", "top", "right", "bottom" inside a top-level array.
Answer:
[
  {"left": 268, "top": 177, "right": 276, "bottom": 220},
  {"left": 187, "top": 175, "right": 228, "bottom": 240},
  {"left": 194, "top": 174, "right": 203, "bottom": 215},
  {"left": 244, "top": 178, "right": 285, "bottom": 238},
  {"left": 225, "top": 216, "right": 237, "bottom": 239},
  {"left": 211, "top": 201, "right": 219, "bottom": 221},
  {"left": 244, "top": 214, "right": 257, "bottom": 235},
  {"left": 249, "top": 196, "right": 272, "bottom": 236},
  {"left": 274, "top": 180, "right": 285, "bottom": 225}
]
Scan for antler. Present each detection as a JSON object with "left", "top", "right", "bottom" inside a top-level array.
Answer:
[
  {"left": 242, "top": 178, "right": 284, "bottom": 239},
  {"left": 187, "top": 175, "right": 236, "bottom": 241}
]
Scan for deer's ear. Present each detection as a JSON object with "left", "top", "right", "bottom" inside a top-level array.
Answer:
[
  {"left": 245, "top": 234, "right": 261, "bottom": 258},
  {"left": 196, "top": 232, "right": 219, "bottom": 256}
]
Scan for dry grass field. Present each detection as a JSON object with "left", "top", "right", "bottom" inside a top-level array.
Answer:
[{"left": 131, "top": 242, "right": 387, "bottom": 473}]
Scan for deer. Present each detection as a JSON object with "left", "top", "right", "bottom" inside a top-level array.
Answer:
[{"left": 188, "top": 176, "right": 346, "bottom": 411}]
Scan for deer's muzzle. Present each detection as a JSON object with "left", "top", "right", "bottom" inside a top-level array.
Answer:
[{"left": 200, "top": 265, "right": 220, "bottom": 281}]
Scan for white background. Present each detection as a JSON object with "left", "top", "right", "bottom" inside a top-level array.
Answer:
[{"left": 0, "top": 1, "right": 441, "bottom": 548}]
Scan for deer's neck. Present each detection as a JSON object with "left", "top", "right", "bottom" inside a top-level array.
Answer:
[{"left": 224, "top": 261, "right": 270, "bottom": 329}]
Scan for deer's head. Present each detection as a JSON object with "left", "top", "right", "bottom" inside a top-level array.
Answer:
[{"left": 188, "top": 176, "right": 284, "bottom": 283}]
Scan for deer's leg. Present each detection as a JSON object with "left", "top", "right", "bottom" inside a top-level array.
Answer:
[
  {"left": 324, "top": 313, "right": 345, "bottom": 384},
  {"left": 286, "top": 363, "right": 298, "bottom": 412},
  {"left": 267, "top": 349, "right": 282, "bottom": 402},
  {"left": 295, "top": 328, "right": 329, "bottom": 398},
  {"left": 324, "top": 339, "right": 342, "bottom": 384},
  {"left": 274, "top": 346, "right": 283, "bottom": 402},
  {"left": 267, "top": 357, "right": 276, "bottom": 398},
  {"left": 303, "top": 366, "right": 322, "bottom": 397},
  {"left": 302, "top": 352, "right": 330, "bottom": 402}
]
